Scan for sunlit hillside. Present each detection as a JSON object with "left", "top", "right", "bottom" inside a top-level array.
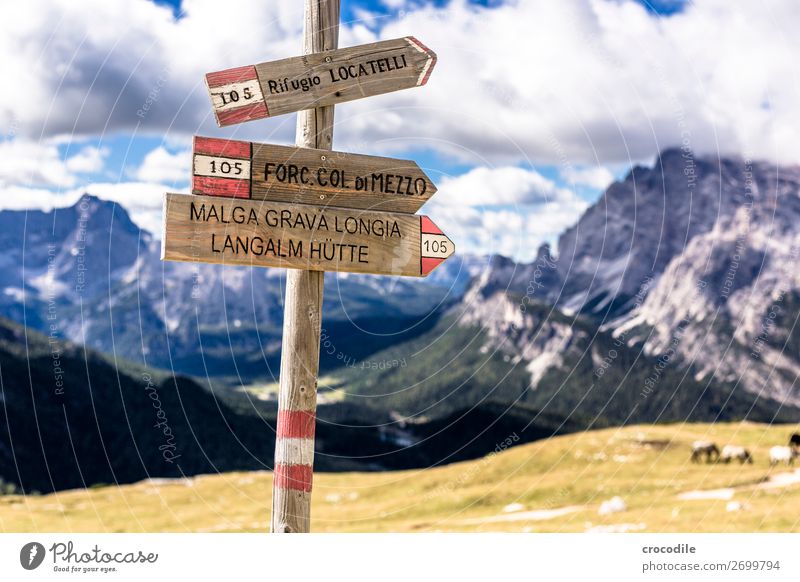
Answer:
[{"left": 2, "top": 422, "right": 799, "bottom": 533}]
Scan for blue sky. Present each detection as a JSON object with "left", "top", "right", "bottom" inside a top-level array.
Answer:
[{"left": 1, "top": 0, "right": 795, "bottom": 260}]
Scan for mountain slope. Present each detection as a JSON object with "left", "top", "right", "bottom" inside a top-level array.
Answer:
[
  {"left": 469, "top": 149, "right": 800, "bottom": 411},
  {"left": 0, "top": 316, "right": 580, "bottom": 493},
  {"left": 0, "top": 195, "right": 479, "bottom": 380},
  {"left": 335, "top": 290, "right": 798, "bottom": 427},
  {"left": 4, "top": 422, "right": 799, "bottom": 533}
]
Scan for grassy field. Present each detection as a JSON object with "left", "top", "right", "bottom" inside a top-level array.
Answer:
[{"left": 1, "top": 422, "right": 799, "bottom": 533}]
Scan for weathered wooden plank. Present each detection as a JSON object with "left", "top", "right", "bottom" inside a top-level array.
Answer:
[
  {"left": 161, "top": 193, "right": 454, "bottom": 277},
  {"left": 191, "top": 136, "right": 436, "bottom": 213},
  {"left": 205, "top": 36, "right": 436, "bottom": 126}
]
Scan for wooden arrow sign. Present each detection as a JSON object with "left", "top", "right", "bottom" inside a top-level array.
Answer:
[
  {"left": 161, "top": 193, "right": 454, "bottom": 277},
  {"left": 192, "top": 136, "right": 436, "bottom": 213},
  {"left": 205, "top": 37, "right": 436, "bottom": 126}
]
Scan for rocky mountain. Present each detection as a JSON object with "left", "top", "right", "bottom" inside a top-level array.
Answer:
[
  {"left": 0, "top": 316, "right": 581, "bottom": 493},
  {"left": 3, "top": 146, "right": 799, "bottom": 450},
  {"left": 0, "top": 195, "right": 483, "bottom": 380},
  {"left": 467, "top": 148, "right": 800, "bottom": 411}
]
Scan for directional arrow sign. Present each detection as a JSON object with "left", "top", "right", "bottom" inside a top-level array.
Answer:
[
  {"left": 161, "top": 193, "right": 454, "bottom": 277},
  {"left": 191, "top": 136, "right": 436, "bottom": 213},
  {"left": 205, "top": 37, "right": 436, "bottom": 126}
]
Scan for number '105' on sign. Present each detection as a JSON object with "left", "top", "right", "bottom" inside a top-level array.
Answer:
[
  {"left": 218, "top": 86, "right": 255, "bottom": 107},
  {"left": 422, "top": 236, "right": 450, "bottom": 257}
]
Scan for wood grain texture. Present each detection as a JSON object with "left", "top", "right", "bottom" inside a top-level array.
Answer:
[
  {"left": 191, "top": 137, "right": 436, "bottom": 213},
  {"left": 271, "top": 0, "right": 339, "bottom": 535},
  {"left": 160, "top": 193, "right": 455, "bottom": 277},
  {"left": 205, "top": 36, "right": 436, "bottom": 126}
]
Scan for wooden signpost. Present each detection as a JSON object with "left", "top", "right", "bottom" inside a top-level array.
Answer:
[
  {"left": 161, "top": 193, "right": 454, "bottom": 277},
  {"left": 192, "top": 136, "right": 437, "bottom": 213},
  {"left": 161, "top": 0, "right": 450, "bottom": 532},
  {"left": 205, "top": 36, "right": 436, "bottom": 126}
]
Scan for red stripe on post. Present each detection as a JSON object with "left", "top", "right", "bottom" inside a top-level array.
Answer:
[
  {"left": 216, "top": 101, "right": 270, "bottom": 126},
  {"left": 420, "top": 216, "right": 443, "bottom": 235},
  {"left": 274, "top": 463, "right": 313, "bottom": 492},
  {"left": 193, "top": 136, "right": 251, "bottom": 159},
  {"left": 277, "top": 410, "right": 316, "bottom": 439},
  {"left": 206, "top": 65, "right": 259, "bottom": 88},
  {"left": 192, "top": 176, "right": 250, "bottom": 199},
  {"left": 421, "top": 257, "right": 444, "bottom": 276}
]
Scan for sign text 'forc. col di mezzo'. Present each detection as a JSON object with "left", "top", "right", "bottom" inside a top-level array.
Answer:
[
  {"left": 161, "top": 193, "right": 454, "bottom": 277},
  {"left": 191, "top": 136, "right": 436, "bottom": 214}
]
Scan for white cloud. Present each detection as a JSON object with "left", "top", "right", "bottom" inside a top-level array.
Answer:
[
  {"left": 435, "top": 166, "right": 554, "bottom": 206},
  {"left": 560, "top": 165, "right": 615, "bottom": 190},
  {"left": 135, "top": 146, "right": 191, "bottom": 183},
  {"left": 335, "top": 0, "right": 800, "bottom": 166},
  {"left": 0, "top": 140, "right": 107, "bottom": 188},
  {"left": 0, "top": 180, "right": 181, "bottom": 236},
  {"left": 0, "top": 0, "right": 305, "bottom": 140},
  {"left": 65, "top": 145, "right": 109, "bottom": 173},
  {"left": 3, "top": 0, "right": 800, "bottom": 261},
  {"left": 427, "top": 166, "right": 589, "bottom": 260},
  {"left": 428, "top": 200, "right": 588, "bottom": 262},
  {"left": 4, "top": 0, "right": 800, "bottom": 165}
]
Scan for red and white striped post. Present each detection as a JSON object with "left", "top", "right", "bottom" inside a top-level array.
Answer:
[{"left": 270, "top": 0, "right": 340, "bottom": 534}]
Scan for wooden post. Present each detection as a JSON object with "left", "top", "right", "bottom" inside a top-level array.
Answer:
[{"left": 270, "top": 0, "right": 340, "bottom": 534}]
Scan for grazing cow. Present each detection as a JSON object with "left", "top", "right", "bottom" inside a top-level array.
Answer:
[
  {"left": 769, "top": 445, "right": 796, "bottom": 466},
  {"left": 790, "top": 433, "right": 800, "bottom": 449},
  {"left": 720, "top": 445, "right": 753, "bottom": 464},
  {"left": 691, "top": 440, "right": 720, "bottom": 463}
]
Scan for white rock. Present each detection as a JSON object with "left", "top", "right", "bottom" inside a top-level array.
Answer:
[
  {"left": 726, "top": 501, "right": 748, "bottom": 512},
  {"left": 598, "top": 496, "right": 627, "bottom": 515}
]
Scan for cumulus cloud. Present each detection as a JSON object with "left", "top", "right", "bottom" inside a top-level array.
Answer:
[
  {"left": 427, "top": 166, "right": 589, "bottom": 260},
  {"left": 0, "top": 180, "right": 180, "bottom": 236},
  {"left": 2, "top": 0, "right": 799, "bottom": 259},
  {"left": 0, "top": 140, "right": 107, "bottom": 188},
  {"left": 0, "top": 0, "right": 305, "bottom": 140},
  {"left": 337, "top": 0, "right": 800, "bottom": 166},
  {"left": 560, "top": 165, "right": 615, "bottom": 190},
  {"left": 135, "top": 146, "right": 191, "bottom": 183},
  {"left": 3, "top": 0, "right": 800, "bottom": 166},
  {"left": 428, "top": 201, "right": 588, "bottom": 262},
  {"left": 435, "top": 165, "right": 578, "bottom": 207},
  {"left": 65, "top": 145, "right": 109, "bottom": 174}
]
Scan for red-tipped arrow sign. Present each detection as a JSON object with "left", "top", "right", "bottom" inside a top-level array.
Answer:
[
  {"left": 191, "top": 136, "right": 437, "bottom": 214},
  {"left": 205, "top": 37, "right": 437, "bottom": 126},
  {"left": 161, "top": 193, "right": 454, "bottom": 277}
]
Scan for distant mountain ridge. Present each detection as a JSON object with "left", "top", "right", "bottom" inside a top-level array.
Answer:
[
  {"left": 466, "top": 148, "right": 800, "bottom": 409},
  {"left": 1, "top": 145, "right": 798, "bottom": 476},
  {"left": 0, "top": 194, "right": 484, "bottom": 380}
]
